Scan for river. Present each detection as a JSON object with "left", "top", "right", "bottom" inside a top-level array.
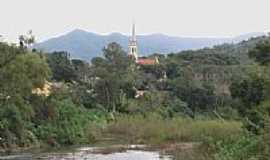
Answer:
[{"left": 0, "top": 143, "right": 204, "bottom": 160}]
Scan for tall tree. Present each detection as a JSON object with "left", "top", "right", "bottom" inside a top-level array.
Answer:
[
  {"left": 47, "top": 51, "right": 77, "bottom": 82},
  {"left": 91, "top": 42, "right": 135, "bottom": 113}
]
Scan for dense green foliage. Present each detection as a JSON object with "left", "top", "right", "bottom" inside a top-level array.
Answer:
[
  {"left": 211, "top": 38, "right": 270, "bottom": 160},
  {"left": 249, "top": 40, "right": 270, "bottom": 65},
  {"left": 1, "top": 34, "right": 270, "bottom": 159}
]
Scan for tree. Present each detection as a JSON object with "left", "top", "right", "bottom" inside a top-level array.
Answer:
[
  {"left": 71, "top": 59, "right": 91, "bottom": 83},
  {"left": 0, "top": 44, "right": 51, "bottom": 147},
  {"left": 47, "top": 51, "right": 77, "bottom": 82},
  {"left": 91, "top": 42, "right": 135, "bottom": 113},
  {"left": 230, "top": 77, "right": 266, "bottom": 113},
  {"left": 19, "top": 30, "right": 35, "bottom": 49},
  {"left": 0, "top": 53, "right": 51, "bottom": 103},
  {"left": 168, "top": 66, "right": 219, "bottom": 116},
  {"left": 0, "top": 43, "right": 24, "bottom": 69},
  {"left": 249, "top": 40, "right": 270, "bottom": 65},
  {"left": 230, "top": 76, "right": 268, "bottom": 133}
]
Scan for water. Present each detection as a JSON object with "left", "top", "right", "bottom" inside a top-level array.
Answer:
[{"left": 0, "top": 145, "right": 173, "bottom": 160}]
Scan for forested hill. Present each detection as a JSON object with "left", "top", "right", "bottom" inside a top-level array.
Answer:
[
  {"left": 170, "top": 34, "right": 270, "bottom": 64},
  {"left": 34, "top": 29, "right": 265, "bottom": 60}
]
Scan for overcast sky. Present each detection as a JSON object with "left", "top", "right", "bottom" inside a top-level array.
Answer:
[{"left": 1, "top": 0, "right": 270, "bottom": 42}]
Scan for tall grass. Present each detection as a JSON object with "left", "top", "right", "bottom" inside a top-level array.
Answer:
[{"left": 103, "top": 114, "right": 243, "bottom": 144}]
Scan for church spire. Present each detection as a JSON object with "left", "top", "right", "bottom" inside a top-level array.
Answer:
[
  {"left": 132, "top": 23, "right": 136, "bottom": 41},
  {"left": 128, "top": 23, "right": 138, "bottom": 61}
]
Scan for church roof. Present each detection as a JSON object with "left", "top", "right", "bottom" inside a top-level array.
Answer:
[{"left": 137, "top": 57, "right": 158, "bottom": 65}]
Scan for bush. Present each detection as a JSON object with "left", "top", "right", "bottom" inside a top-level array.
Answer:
[
  {"left": 34, "top": 99, "right": 106, "bottom": 146},
  {"left": 0, "top": 102, "right": 37, "bottom": 148},
  {"left": 213, "top": 133, "right": 270, "bottom": 160}
]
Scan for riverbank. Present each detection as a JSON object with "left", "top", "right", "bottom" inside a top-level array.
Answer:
[{"left": 0, "top": 114, "right": 243, "bottom": 156}]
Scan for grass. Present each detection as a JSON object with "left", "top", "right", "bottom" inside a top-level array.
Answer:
[{"left": 102, "top": 114, "right": 243, "bottom": 144}]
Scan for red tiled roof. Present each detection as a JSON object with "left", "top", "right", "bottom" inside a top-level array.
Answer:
[{"left": 137, "top": 58, "right": 158, "bottom": 65}]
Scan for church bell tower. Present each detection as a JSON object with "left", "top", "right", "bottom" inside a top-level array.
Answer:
[{"left": 128, "top": 23, "right": 139, "bottom": 61}]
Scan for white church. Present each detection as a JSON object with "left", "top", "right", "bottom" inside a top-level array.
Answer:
[{"left": 127, "top": 24, "right": 159, "bottom": 65}]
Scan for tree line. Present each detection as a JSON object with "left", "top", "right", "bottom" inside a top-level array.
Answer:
[{"left": 0, "top": 35, "right": 270, "bottom": 159}]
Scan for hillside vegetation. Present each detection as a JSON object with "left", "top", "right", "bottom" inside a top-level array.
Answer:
[{"left": 1, "top": 35, "right": 270, "bottom": 159}]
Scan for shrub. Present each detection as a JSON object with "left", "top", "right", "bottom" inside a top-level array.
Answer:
[
  {"left": 213, "top": 133, "right": 270, "bottom": 160},
  {"left": 34, "top": 99, "right": 106, "bottom": 146}
]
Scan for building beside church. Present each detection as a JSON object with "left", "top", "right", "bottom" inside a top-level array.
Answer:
[{"left": 128, "top": 24, "right": 159, "bottom": 65}]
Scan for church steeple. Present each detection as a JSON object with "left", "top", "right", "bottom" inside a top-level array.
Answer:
[
  {"left": 128, "top": 23, "right": 138, "bottom": 61},
  {"left": 132, "top": 23, "right": 136, "bottom": 41}
]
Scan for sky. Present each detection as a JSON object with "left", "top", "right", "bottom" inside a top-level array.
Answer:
[{"left": 0, "top": 0, "right": 270, "bottom": 42}]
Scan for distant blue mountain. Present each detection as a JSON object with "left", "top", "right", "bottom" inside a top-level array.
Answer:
[{"left": 34, "top": 29, "right": 265, "bottom": 60}]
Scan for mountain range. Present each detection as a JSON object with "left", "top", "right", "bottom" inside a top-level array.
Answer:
[{"left": 34, "top": 29, "right": 266, "bottom": 60}]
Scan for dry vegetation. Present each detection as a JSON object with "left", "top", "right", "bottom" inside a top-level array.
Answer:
[{"left": 102, "top": 114, "right": 243, "bottom": 144}]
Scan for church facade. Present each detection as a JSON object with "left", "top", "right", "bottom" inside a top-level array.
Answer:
[{"left": 128, "top": 24, "right": 159, "bottom": 65}]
